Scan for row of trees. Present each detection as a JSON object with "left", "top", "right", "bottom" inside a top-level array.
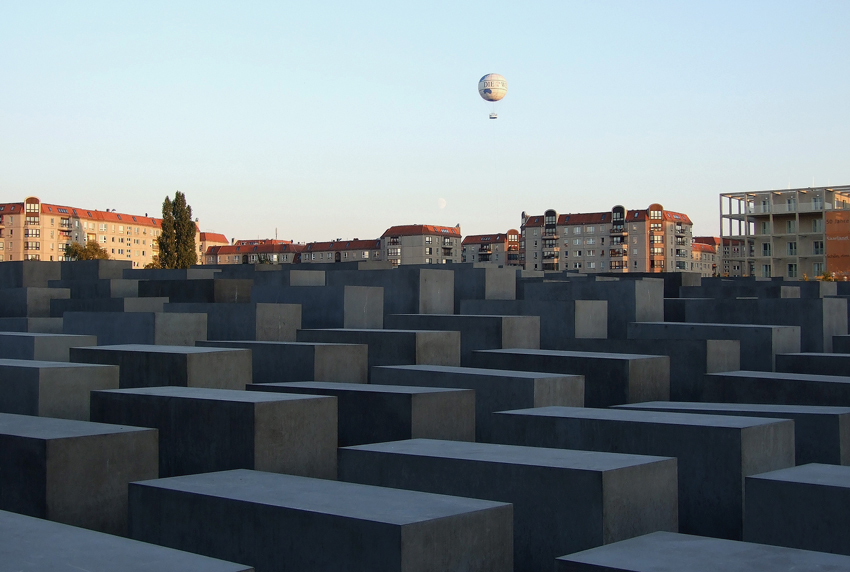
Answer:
[{"left": 64, "top": 192, "right": 197, "bottom": 268}]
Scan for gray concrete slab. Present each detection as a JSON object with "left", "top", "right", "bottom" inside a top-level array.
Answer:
[
  {"left": 0, "top": 509, "right": 253, "bottom": 572},
  {"left": 0, "top": 331, "right": 96, "bottom": 361},
  {"left": 91, "top": 387, "right": 336, "bottom": 479},
  {"left": 166, "top": 302, "right": 302, "bottom": 341},
  {"left": 197, "top": 340, "right": 368, "bottom": 384},
  {"left": 325, "top": 267, "right": 454, "bottom": 315},
  {"left": 554, "top": 338, "right": 739, "bottom": 401},
  {"left": 0, "top": 287, "right": 70, "bottom": 317},
  {"left": 61, "top": 259, "right": 132, "bottom": 281},
  {"left": 247, "top": 381, "right": 474, "bottom": 446},
  {"left": 451, "top": 266, "right": 516, "bottom": 312},
  {"left": 460, "top": 299, "right": 609, "bottom": 344},
  {"left": 370, "top": 365, "right": 583, "bottom": 442},
  {"left": 628, "top": 321, "right": 801, "bottom": 371},
  {"left": 0, "top": 412, "right": 158, "bottom": 535},
  {"left": 703, "top": 370, "right": 850, "bottom": 406},
  {"left": 129, "top": 469, "right": 513, "bottom": 572},
  {"left": 50, "top": 296, "right": 168, "bottom": 316},
  {"left": 385, "top": 313, "right": 540, "bottom": 365},
  {"left": 833, "top": 334, "right": 850, "bottom": 353},
  {"left": 138, "top": 278, "right": 253, "bottom": 304},
  {"left": 776, "top": 352, "right": 850, "bottom": 377},
  {"left": 469, "top": 349, "right": 669, "bottom": 407},
  {"left": 0, "top": 261, "right": 61, "bottom": 288},
  {"left": 0, "top": 358, "right": 119, "bottom": 421},
  {"left": 618, "top": 401, "right": 850, "bottom": 465},
  {"left": 339, "top": 439, "right": 677, "bottom": 572},
  {"left": 555, "top": 530, "right": 850, "bottom": 571},
  {"left": 63, "top": 311, "right": 208, "bottom": 345},
  {"left": 296, "top": 328, "right": 461, "bottom": 380},
  {"left": 70, "top": 344, "right": 252, "bottom": 389},
  {"left": 251, "top": 284, "right": 384, "bottom": 329},
  {"left": 0, "top": 317, "right": 63, "bottom": 333},
  {"left": 491, "top": 406, "right": 795, "bottom": 539},
  {"left": 745, "top": 463, "right": 850, "bottom": 556},
  {"left": 123, "top": 268, "right": 221, "bottom": 280},
  {"left": 48, "top": 277, "right": 140, "bottom": 298}
]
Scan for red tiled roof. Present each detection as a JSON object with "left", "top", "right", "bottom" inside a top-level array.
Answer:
[
  {"left": 522, "top": 216, "right": 544, "bottom": 227},
  {"left": 693, "top": 236, "right": 721, "bottom": 247},
  {"left": 0, "top": 203, "right": 23, "bottom": 214},
  {"left": 40, "top": 203, "right": 164, "bottom": 228},
  {"left": 381, "top": 224, "right": 461, "bottom": 238},
  {"left": 200, "top": 232, "right": 228, "bottom": 244},
  {"left": 463, "top": 233, "right": 510, "bottom": 245},
  {"left": 692, "top": 243, "right": 716, "bottom": 253},
  {"left": 557, "top": 212, "right": 611, "bottom": 225},
  {"left": 234, "top": 239, "right": 292, "bottom": 246},
  {"left": 206, "top": 243, "right": 305, "bottom": 256},
  {"left": 305, "top": 239, "right": 382, "bottom": 252}
]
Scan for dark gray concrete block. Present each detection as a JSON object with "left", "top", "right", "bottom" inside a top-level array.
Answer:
[
  {"left": 776, "top": 352, "right": 850, "bottom": 377},
  {"left": 0, "top": 331, "right": 96, "bottom": 361},
  {"left": 166, "top": 302, "right": 302, "bottom": 341},
  {"left": 0, "top": 509, "right": 253, "bottom": 572},
  {"left": 247, "top": 381, "right": 474, "bottom": 446},
  {"left": 252, "top": 284, "right": 384, "bottom": 329},
  {"left": 0, "top": 412, "right": 158, "bottom": 535},
  {"left": 0, "top": 287, "right": 70, "bottom": 317},
  {"left": 460, "top": 299, "right": 608, "bottom": 346},
  {"left": 491, "top": 406, "right": 795, "bottom": 539},
  {"left": 63, "top": 311, "right": 207, "bottom": 345},
  {"left": 91, "top": 387, "right": 337, "bottom": 479},
  {"left": 339, "top": 439, "right": 678, "bottom": 572},
  {"left": 703, "top": 370, "right": 850, "bottom": 406},
  {"left": 0, "top": 359, "right": 119, "bottom": 421},
  {"left": 0, "top": 261, "right": 61, "bottom": 288},
  {"left": 123, "top": 268, "right": 221, "bottom": 280},
  {"left": 833, "top": 334, "right": 850, "bottom": 353},
  {"left": 745, "top": 463, "right": 850, "bottom": 556},
  {"left": 554, "top": 338, "right": 739, "bottom": 401},
  {"left": 451, "top": 266, "right": 516, "bottom": 313},
  {"left": 61, "top": 259, "right": 132, "bottom": 280},
  {"left": 296, "top": 329, "right": 461, "bottom": 379},
  {"left": 50, "top": 296, "right": 168, "bottom": 316},
  {"left": 663, "top": 297, "right": 847, "bottom": 352},
  {"left": 129, "top": 469, "right": 513, "bottom": 572},
  {"left": 0, "top": 317, "right": 63, "bottom": 333},
  {"left": 138, "top": 278, "right": 253, "bottom": 304},
  {"left": 325, "top": 267, "right": 455, "bottom": 315},
  {"left": 48, "top": 277, "right": 140, "bottom": 298},
  {"left": 469, "top": 349, "right": 669, "bottom": 407},
  {"left": 70, "top": 344, "right": 252, "bottom": 389},
  {"left": 618, "top": 401, "right": 850, "bottom": 466},
  {"left": 385, "top": 314, "right": 540, "bottom": 365},
  {"left": 628, "top": 321, "right": 800, "bottom": 371},
  {"left": 198, "top": 340, "right": 368, "bottom": 384},
  {"left": 370, "top": 365, "right": 583, "bottom": 442},
  {"left": 555, "top": 530, "right": 850, "bottom": 571}
]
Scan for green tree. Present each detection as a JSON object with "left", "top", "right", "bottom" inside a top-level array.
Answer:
[
  {"left": 65, "top": 241, "right": 110, "bottom": 260},
  {"left": 156, "top": 191, "right": 197, "bottom": 269}
]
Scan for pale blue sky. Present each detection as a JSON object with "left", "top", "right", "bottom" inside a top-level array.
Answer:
[{"left": 2, "top": 1, "right": 848, "bottom": 241}]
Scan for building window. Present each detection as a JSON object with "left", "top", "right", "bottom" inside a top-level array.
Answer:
[
  {"left": 573, "top": 227, "right": 581, "bottom": 234},
  {"left": 762, "top": 243, "right": 771, "bottom": 257},
  {"left": 387, "top": 248, "right": 401, "bottom": 257},
  {"left": 813, "top": 219, "right": 824, "bottom": 233},
  {"left": 787, "top": 263, "right": 798, "bottom": 278},
  {"left": 786, "top": 220, "right": 796, "bottom": 233},
  {"left": 813, "top": 241, "right": 824, "bottom": 255},
  {"left": 813, "top": 262, "right": 825, "bottom": 275},
  {"left": 787, "top": 242, "right": 797, "bottom": 256},
  {"left": 425, "top": 247, "right": 432, "bottom": 255},
  {"left": 425, "top": 236, "right": 432, "bottom": 244},
  {"left": 650, "top": 210, "right": 662, "bottom": 219},
  {"left": 761, "top": 264, "right": 772, "bottom": 277}
]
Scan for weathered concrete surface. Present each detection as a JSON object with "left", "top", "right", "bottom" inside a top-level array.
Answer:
[
  {"left": 0, "top": 412, "right": 158, "bottom": 535},
  {"left": 555, "top": 530, "right": 850, "bottom": 571},
  {"left": 0, "top": 509, "right": 254, "bottom": 572},
  {"left": 138, "top": 278, "right": 254, "bottom": 304},
  {"left": 775, "top": 352, "right": 850, "bottom": 377},
  {"left": 0, "top": 359, "right": 119, "bottom": 421},
  {"left": 48, "top": 278, "right": 140, "bottom": 298},
  {"left": 129, "top": 469, "right": 513, "bottom": 572},
  {"left": 63, "top": 311, "right": 208, "bottom": 345},
  {"left": 371, "top": 364, "right": 583, "bottom": 442},
  {"left": 197, "top": 340, "right": 368, "bottom": 384},
  {"left": 385, "top": 313, "right": 540, "bottom": 365},
  {"left": 251, "top": 285, "right": 384, "bottom": 329},
  {"left": 745, "top": 463, "right": 850, "bottom": 556},
  {"left": 627, "top": 321, "right": 800, "bottom": 371},
  {"left": 619, "top": 401, "right": 850, "bottom": 466},
  {"left": 166, "top": 302, "right": 302, "bottom": 341},
  {"left": 0, "top": 331, "right": 96, "bottom": 361},
  {"left": 469, "top": 349, "right": 669, "bottom": 407},
  {"left": 339, "top": 439, "right": 678, "bottom": 572},
  {"left": 296, "top": 328, "right": 461, "bottom": 379},
  {"left": 91, "top": 387, "right": 337, "bottom": 479},
  {"left": 325, "top": 267, "right": 455, "bottom": 315},
  {"left": 70, "top": 344, "right": 252, "bottom": 389},
  {"left": 451, "top": 266, "right": 516, "bottom": 312},
  {"left": 0, "top": 317, "right": 63, "bottom": 334},
  {"left": 703, "top": 370, "right": 850, "bottom": 407},
  {"left": 61, "top": 259, "right": 132, "bottom": 281},
  {"left": 0, "top": 287, "right": 70, "bottom": 317},
  {"left": 247, "top": 381, "right": 474, "bottom": 446},
  {"left": 491, "top": 406, "right": 795, "bottom": 539},
  {"left": 0, "top": 261, "right": 61, "bottom": 288},
  {"left": 50, "top": 297, "right": 168, "bottom": 316}
]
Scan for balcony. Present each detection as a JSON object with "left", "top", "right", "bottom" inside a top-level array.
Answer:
[
  {"left": 610, "top": 225, "right": 626, "bottom": 235},
  {"left": 478, "top": 246, "right": 492, "bottom": 254}
]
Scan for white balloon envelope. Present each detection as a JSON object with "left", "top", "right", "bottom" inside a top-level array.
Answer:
[{"left": 478, "top": 73, "right": 507, "bottom": 102}]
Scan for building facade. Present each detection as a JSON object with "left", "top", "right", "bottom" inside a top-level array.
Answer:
[
  {"left": 198, "top": 232, "right": 229, "bottom": 264},
  {"left": 720, "top": 185, "right": 850, "bottom": 279},
  {"left": 520, "top": 204, "right": 693, "bottom": 273},
  {"left": 301, "top": 239, "right": 383, "bottom": 264},
  {"left": 380, "top": 225, "right": 462, "bottom": 266},
  {"left": 690, "top": 238, "right": 718, "bottom": 277},
  {"left": 461, "top": 230, "right": 520, "bottom": 266},
  {"left": 204, "top": 240, "right": 303, "bottom": 265}
]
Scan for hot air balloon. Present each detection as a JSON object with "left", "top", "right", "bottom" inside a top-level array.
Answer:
[{"left": 478, "top": 73, "right": 507, "bottom": 119}]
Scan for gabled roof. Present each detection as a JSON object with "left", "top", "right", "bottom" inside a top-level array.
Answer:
[
  {"left": 382, "top": 224, "right": 461, "bottom": 238},
  {"left": 305, "top": 239, "right": 382, "bottom": 252},
  {"left": 557, "top": 212, "right": 611, "bottom": 225},
  {"left": 693, "top": 236, "right": 721, "bottom": 247},
  {"left": 206, "top": 243, "right": 305, "bottom": 256},
  {"left": 200, "top": 232, "right": 228, "bottom": 244},
  {"left": 692, "top": 243, "right": 716, "bottom": 253},
  {"left": 40, "top": 203, "right": 164, "bottom": 228},
  {"left": 463, "top": 233, "right": 510, "bottom": 245}
]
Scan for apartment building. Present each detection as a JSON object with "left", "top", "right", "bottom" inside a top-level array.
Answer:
[
  {"left": 381, "top": 224, "right": 462, "bottom": 266},
  {"left": 520, "top": 204, "right": 693, "bottom": 273},
  {"left": 301, "top": 239, "right": 383, "bottom": 264},
  {"left": 204, "top": 240, "right": 303, "bottom": 265},
  {"left": 461, "top": 230, "right": 520, "bottom": 266},
  {"left": 690, "top": 239, "right": 717, "bottom": 277},
  {"left": 198, "top": 232, "right": 229, "bottom": 263},
  {"left": 720, "top": 185, "right": 850, "bottom": 279}
]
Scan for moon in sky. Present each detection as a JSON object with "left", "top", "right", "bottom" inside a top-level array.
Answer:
[{"left": 438, "top": 198, "right": 447, "bottom": 209}]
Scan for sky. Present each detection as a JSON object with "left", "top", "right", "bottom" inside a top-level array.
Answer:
[{"left": 1, "top": 1, "right": 848, "bottom": 242}]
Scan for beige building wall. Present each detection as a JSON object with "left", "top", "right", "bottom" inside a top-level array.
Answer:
[{"left": 381, "top": 225, "right": 462, "bottom": 266}]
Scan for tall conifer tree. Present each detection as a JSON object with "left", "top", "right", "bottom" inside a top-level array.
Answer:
[
  {"left": 158, "top": 195, "right": 176, "bottom": 268},
  {"left": 173, "top": 191, "right": 197, "bottom": 268}
]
